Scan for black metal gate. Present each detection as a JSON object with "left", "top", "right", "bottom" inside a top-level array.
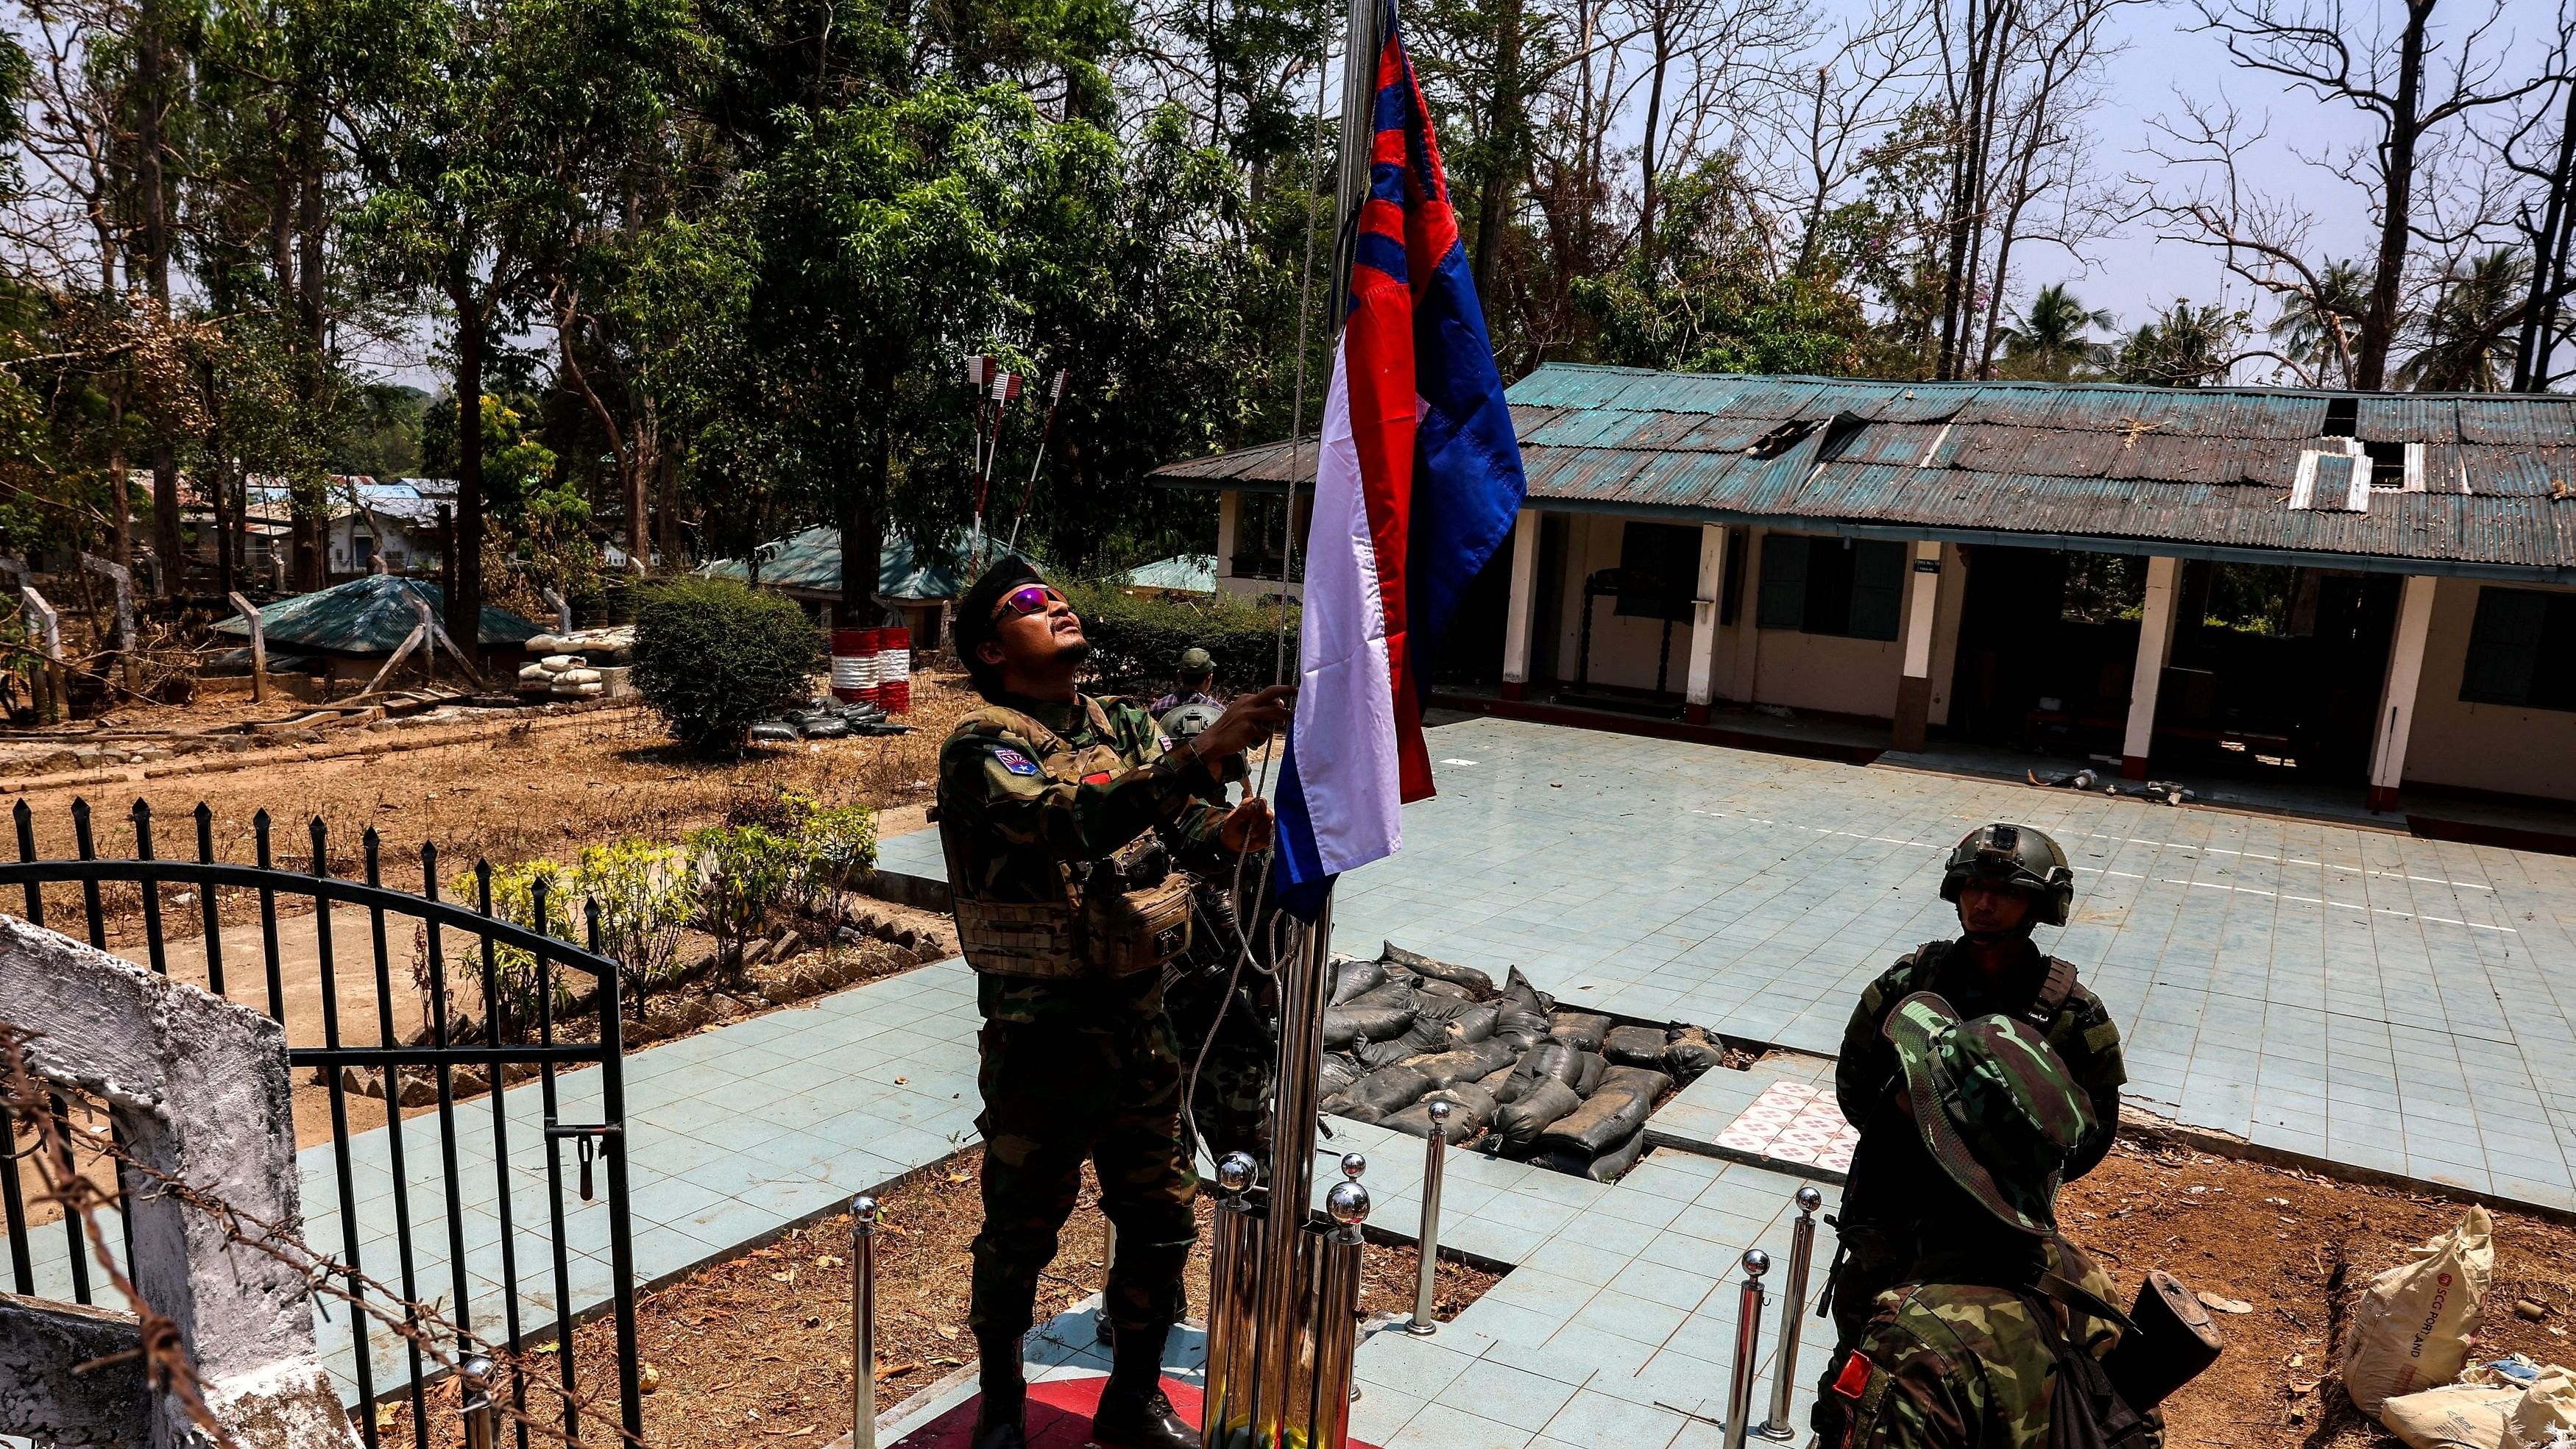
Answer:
[{"left": 0, "top": 797, "right": 645, "bottom": 1447}]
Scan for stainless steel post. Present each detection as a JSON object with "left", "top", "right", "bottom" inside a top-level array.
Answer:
[
  {"left": 1097, "top": 1218, "right": 1118, "bottom": 1344},
  {"left": 459, "top": 1353, "right": 497, "bottom": 1449},
  {"left": 1408, "top": 1099, "right": 1451, "bottom": 1334},
  {"left": 1308, "top": 1167, "right": 1373, "bottom": 1449},
  {"left": 852, "top": 1194, "right": 879, "bottom": 1449},
  {"left": 1722, "top": 1250, "right": 1769, "bottom": 1449},
  {"left": 1755, "top": 1188, "right": 1822, "bottom": 1441},
  {"left": 1201, "top": 1154, "right": 1263, "bottom": 1449}
]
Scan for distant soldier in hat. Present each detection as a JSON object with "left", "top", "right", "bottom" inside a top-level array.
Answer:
[
  {"left": 1147, "top": 645, "right": 1221, "bottom": 718},
  {"left": 939, "top": 559, "right": 1293, "bottom": 1449},
  {"left": 1824, "top": 992, "right": 2157, "bottom": 1448},
  {"left": 1818, "top": 823, "right": 2128, "bottom": 1433}
]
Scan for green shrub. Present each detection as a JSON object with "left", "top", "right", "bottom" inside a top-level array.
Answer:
[
  {"left": 1060, "top": 581, "right": 1298, "bottom": 695},
  {"left": 631, "top": 577, "right": 819, "bottom": 753},
  {"left": 689, "top": 823, "right": 799, "bottom": 974},
  {"left": 775, "top": 790, "right": 877, "bottom": 907},
  {"left": 454, "top": 859, "right": 579, "bottom": 1028},
  {"left": 576, "top": 840, "right": 698, "bottom": 1016}
]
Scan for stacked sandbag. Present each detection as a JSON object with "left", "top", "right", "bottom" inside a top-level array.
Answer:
[
  {"left": 519, "top": 627, "right": 636, "bottom": 701},
  {"left": 1309, "top": 943, "right": 1706, "bottom": 1184}
]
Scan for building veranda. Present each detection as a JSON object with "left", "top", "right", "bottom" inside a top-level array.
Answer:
[{"left": 1161, "top": 365, "right": 2576, "bottom": 817}]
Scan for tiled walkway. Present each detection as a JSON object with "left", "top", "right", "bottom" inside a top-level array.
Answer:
[{"left": 879, "top": 713, "right": 2576, "bottom": 1208}]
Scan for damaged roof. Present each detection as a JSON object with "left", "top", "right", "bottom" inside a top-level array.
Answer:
[
  {"left": 1151, "top": 366, "right": 2576, "bottom": 581},
  {"left": 213, "top": 575, "right": 540, "bottom": 653}
]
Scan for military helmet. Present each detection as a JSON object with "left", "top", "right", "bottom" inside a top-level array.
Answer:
[
  {"left": 1161, "top": 701, "right": 1222, "bottom": 744},
  {"left": 1884, "top": 991, "right": 2098, "bottom": 1236},
  {"left": 1178, "top": 646, "right": 1214, "bottom": 677},
  {"left": 1939, "top": 822, "right": 2073, "bottom": 927}
]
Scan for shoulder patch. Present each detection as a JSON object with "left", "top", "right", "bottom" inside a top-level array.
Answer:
[
  {"left": 1832, "top": 1350, "right": 1873, "bottom": 1400},
  {"left": 991, "top": 747, "right": 1040, "bottom": 776}
]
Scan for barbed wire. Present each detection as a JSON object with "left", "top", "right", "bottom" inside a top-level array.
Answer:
[{"left": 2, "top": 1018, "right": 643, "bottom": 1448}]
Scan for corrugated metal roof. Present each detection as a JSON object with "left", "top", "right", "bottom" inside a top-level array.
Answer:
[
  {"left": 1151, "top": 364, "right": 2576, "bottom": 576},
  {"left": 701, "top": 527, "right": 1020, "bottom": 601},
  {"left": 212, "top": 576, "right": 538, "bottom": 653}
]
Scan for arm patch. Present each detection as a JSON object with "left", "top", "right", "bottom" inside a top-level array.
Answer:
[{"left": 991, "top": 746, "right": 1040, "bottom": 776}]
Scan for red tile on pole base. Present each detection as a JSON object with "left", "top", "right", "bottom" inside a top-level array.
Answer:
[{"left": 884, "top": 1374, "right": 1381, "bottom": 1449}]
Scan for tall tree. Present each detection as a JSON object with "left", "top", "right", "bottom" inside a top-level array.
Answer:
[{"left": 339, "top": 0, "right": 696, "bottom": 640}]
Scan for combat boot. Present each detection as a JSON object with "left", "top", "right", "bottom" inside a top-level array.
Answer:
[
  {"left": 1090, "top": 1323, "right": 1196, "bottom": 1449},
  {"left": 974, "top": 1331, "right": 1030, "bottom": 1449}
]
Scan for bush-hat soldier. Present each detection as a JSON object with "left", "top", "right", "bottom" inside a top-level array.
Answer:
[
  {"left": 938, "top": 558, "right": 1292, "bottom": 1449},
  {"left": 1148, "top": 645, "right": 1222, "bottom": 718},
  {"left": 1825, "top": 991, "right": 2157, "bottom": 1447},
  {"left": 1819, "top": 823, "right": 2127, "bottom": 1429}
]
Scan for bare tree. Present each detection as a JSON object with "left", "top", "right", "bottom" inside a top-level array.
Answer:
[
  {"left": 2189, "top": 0, "right": 2566, "bottom": 388},
  {"left": 1777, "top": 0, "right": 1937, "bottom": 277}
]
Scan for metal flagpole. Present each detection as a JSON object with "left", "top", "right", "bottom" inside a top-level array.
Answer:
[{"left": 1245, "top": 4, "right": 1383, "bottom": 1444}]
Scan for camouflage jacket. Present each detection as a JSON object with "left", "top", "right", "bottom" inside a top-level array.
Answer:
[
  {"left": 1833, "top": 1243, "right": 2142, "bottom": 1449},
  {"left": 1836, "top": 939, "right": 2126, "bottom": 1216},
  {"left": 937, "top": 691, "right": 1235, "bottom": 1027}
]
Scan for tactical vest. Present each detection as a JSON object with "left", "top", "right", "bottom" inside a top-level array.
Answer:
[{"left": 943, "top": 700, "right": 1194, "bottom": 981}]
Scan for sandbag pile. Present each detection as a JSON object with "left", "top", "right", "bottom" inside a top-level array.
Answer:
[
  {"left": 748, "top": 695, "right": 914, "bottom": 743},
  {"left": 2356, "top": 1206, "right": 2576, "bottom": 1449},
  {"left": 1314, "top": 940, "right": 1722, "bottom": 1183},
  {"left": 519, "top": 627, "right": 635, "bottom": 700}
]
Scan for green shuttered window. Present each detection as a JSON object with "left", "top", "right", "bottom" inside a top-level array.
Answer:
[
  {"left": 2463, "top": 587, "right": 2576, "bottom": 711},
  {"left": 1758, "top": 533, "right": 1903, "bottom": 642}
]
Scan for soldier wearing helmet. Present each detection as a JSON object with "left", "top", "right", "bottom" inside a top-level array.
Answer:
[
  {"left": 1825, "top": 992, "right": 2158, "bottom": 1448},
  {"left": 1815, "top": 823, "right": 2128, "bottom": 1442}
]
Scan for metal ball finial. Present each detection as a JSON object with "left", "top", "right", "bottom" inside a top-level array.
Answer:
[
  {"left": 1216, "top": 1153, "right": 1259, "bottom": 1195},
  {"left": 1326, "top": 1179, "right": 1371, "bottom": 1227},
  {"left": 1795, "top": 1186, "right": 1823, "bottom": 1214},
  {"left": 1428, "top": 1099, "right": 1452, "bottom": 1124},
  {"left": 1341, "top": 1152, "right": 1368, "bottom": 1181},
  {"left": 851, "top": 1194, "right": 878, "bottom": 1225},
  {"left": 1741, "top": 1248, "right": 1771, "bottom": 1278}
]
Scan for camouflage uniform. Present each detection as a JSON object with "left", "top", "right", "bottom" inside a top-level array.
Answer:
[
  {"left": 1825, "top": 938, "right": 2126, "bottom": 1350},
  {"left": 1160, "top": 874, "right": 1280, "bottom": 1166},
  {"left": 937, "top": 691, "right": 1242, "bottom": 1346},
  {"left": 1830, "top": 1239, "right": 2134, "bottom": 1449}
]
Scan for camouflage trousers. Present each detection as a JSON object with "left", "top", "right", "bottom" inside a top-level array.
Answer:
[
  {"left": 969, "top": 1016, "right": 1200, "bottom": 1342},
  {"left": 1164, "top": 969, "right": 1275, "bottom": 1168},
  {"left": 1811, "top": 1220, "right": 1913, "bottom": 1440}
]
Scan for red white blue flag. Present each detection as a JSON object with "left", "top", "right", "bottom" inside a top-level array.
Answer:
[{"left": 1272, "top": 0, "right": 1527, "bottom": 917}]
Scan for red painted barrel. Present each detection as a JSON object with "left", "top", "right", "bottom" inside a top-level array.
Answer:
[
  {"left": 830, "top": 627, "right": 882, "bottom": 704},
  {"left": 877, "top": 627, "right": 912, "bottom": 714}
]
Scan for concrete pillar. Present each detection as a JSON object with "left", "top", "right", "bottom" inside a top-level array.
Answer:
[
  {"left": 1683, "top": 523, "right": 1729, "bottom": 724},
  {"left": 1215, "top": 489, "right": 1241, "bottom": 579},
  {"left": 2121, "top": 556, "right": 2183, "bottom": 779},
  {"left": 1892, "top": 540, "right": 1942, "bottom": 751},
  {"left": 1500, "top": 509, "right": 1540, "bottom": 701},
  {"left": 2368, "top": 575, "right": 2439, "bottom": 812}
]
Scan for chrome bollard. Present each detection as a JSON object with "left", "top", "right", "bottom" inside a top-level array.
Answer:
[
  {"left": 1754, "top": 1187, "right": 1823, "bottom": 1441},
  {"left": 1722, "top": 1250, "right": 1769, "bottom": 1449},
  {"left": 852, "top": 1194, "right": 880, "bottom": 1449},
  {"left": 1097, "top": 1218, "right": 1118, "bottom": 1344},
  {"left": 459, "top": 1353, "right": 497, "bottom": 1449},
  {"left": 1341, "top": 1153, "right": 1368, "bottom": 1404},
  {"left": 1408, "top": 1099, "right": 1451, "bottom": 1334}
]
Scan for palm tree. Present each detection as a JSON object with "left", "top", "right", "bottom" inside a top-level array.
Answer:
[
  {"left": 1997, "top": 283, "right": 2115, "bottom": 380},
  {"left": 2113, "top": 300, "right": 2246, "bottom": 388},
  {"left": 2399, "top": 250, "right": 2532, "bottom": 392},
  {"left": 2271, "top": 261, "right": 2371, "bottom": 388}
]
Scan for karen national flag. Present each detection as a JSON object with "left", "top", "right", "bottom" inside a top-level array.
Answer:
[{"left": 1271, "top": 0, "right": 1526, "bottom": 918}]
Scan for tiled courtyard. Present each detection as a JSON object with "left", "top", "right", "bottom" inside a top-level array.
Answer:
[{"left": 879, "top": 714, "right": 2576, "bottom": 1211}]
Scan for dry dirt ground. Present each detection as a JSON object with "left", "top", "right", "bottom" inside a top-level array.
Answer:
[
  {"left": 378, "top": 1146, "right": 1502, "bottom": 1449},
  {"left": 2062, "top": 1138, "right": 2576, "bottom": 1448}
]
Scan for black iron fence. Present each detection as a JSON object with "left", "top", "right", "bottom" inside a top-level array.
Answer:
[{"left": 0, "top": 797, "right": 645, "bottom": 1447}]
